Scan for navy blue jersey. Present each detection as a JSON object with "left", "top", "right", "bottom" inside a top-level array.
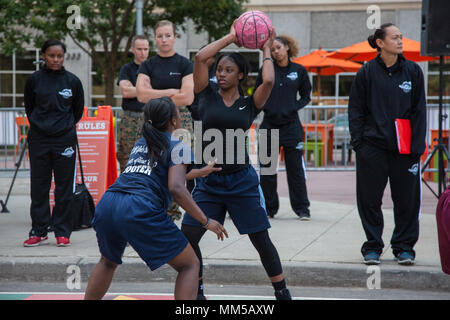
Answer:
[{"left": 107, "top": 133, "right": 193, "bottom": 210}]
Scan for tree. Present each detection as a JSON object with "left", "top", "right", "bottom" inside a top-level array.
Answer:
[
  {"left": 0, "top": 0, "right": 246, "bottom": 105},
  {"left": 157, "top": 0, "right": 247, "bottom": 42}
]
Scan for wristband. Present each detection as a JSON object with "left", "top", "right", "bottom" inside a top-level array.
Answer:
[
  {"left": 202, "top": 217, "right": 210, "bottom": 229},
  {"left": 263, "top": 57, "right": 273, "bottom": 63}
]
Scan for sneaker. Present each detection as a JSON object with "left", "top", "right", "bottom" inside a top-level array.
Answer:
[
  {"left": 274, "top": 288, "right": 292, "bottom": 300},
  {"left": 363, "top": 251, "right": 380, "bottom": 265},
  {"left": 396, "top": 252, "right": 415, "bottom": 265},
  {"left": 196, "top": 293, "right": 207, "bottom": 300},
  {"left": 298, "top": 211, "right": 310, "bottom": 221},
  {"left": 56, "top": 237, "right": 71, "bottom": 247},
  {"left": 267, "top": 212, "right": 276, "bottom": 219},
  {"left": 23, "top": 236, "right": 49, "bottom": 247}
]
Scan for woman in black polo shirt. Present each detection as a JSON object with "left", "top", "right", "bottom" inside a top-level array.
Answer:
[
  {"left": 349, "top": 23, "right": 426, "bottom": 266},
  {"left": 136, "top": 20, "right": 194, "bottom": 220},
  {"left": 136, "top": 20, "right": 194, "bottom": 128},
  {"left": 23, "top": 39, "right": 84, "bottom": 247}
]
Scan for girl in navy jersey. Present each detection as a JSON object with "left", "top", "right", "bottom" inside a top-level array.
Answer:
[
  {"left": 181, "top": 22, "right": 292, "bottom": 300},
  {"left": 84, "top": 97, "right": 227, "bottom": 300}
]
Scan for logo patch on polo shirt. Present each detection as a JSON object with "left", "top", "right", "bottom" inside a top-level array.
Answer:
[
  {"left": 58, "top": 89, "right": 72, "bottom": 99},
  {"left": 399, "top": 81, "right": 412, "bottom": 93},
  {"left": 286, "top": 72, "right": 298, "bottom": 81}
]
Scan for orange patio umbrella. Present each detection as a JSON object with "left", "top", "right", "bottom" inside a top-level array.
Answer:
[
  {"left": 328, "top": 37, "right": 437, "bottom": 62},
  {"left": 292, "top": 49, "right": 362, "bottom": 103}
]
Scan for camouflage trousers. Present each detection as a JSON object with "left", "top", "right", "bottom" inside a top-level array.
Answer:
[
  {"left": 179, "top": 106, "right": 193, "bottom": 135},
  {"left": 178, "top": 106, "right": 194, "bottom": 148},
  {"left": 117, "top": 111, "right": 144, "bottom": 173}
]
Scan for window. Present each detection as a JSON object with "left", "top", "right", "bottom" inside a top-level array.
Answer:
[
  {"left": 427, "top": 59, "right": 450, "bottom": 107},
  {"left": 338, "top": 75, "right": 354, "bottom": 97},
  {"left": 428, "top": 74, "right": 450, "bottom": 97},
  {"left": 0, "top": 74, "right": 13, "bottom": 94},
  {"left": 0, "top": 50, "right": 39, "bottom": 108},
  {"left": 15, "top": 51, "right": 37, "bottom": 71},
  {"left": 0, "top": 54, "right": 12, "bottom": 70},
  {"left": 90, "top": 51, "right": 131, "bottom": 107},
  {"left": 312, "top": 74, "right": 335, "bottom": 105},
  {"left": 305, "top": 71, "right": 356, "bottom": 121}
]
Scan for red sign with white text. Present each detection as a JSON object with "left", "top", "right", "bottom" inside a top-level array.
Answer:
[{"left": 75, "top": 119, "right": 109, "bottom": 205}]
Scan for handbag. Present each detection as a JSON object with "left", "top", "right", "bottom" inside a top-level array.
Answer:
[
  {"left": 436, "top": 187, "right": 450, "bottom": 275},
  {"left": 70, "top": 139, "right": 95, "bottom": 231}
]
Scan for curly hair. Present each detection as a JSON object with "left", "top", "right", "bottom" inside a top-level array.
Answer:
[{"left": 274, "top": 35, "right": 299, "bottom": 59}]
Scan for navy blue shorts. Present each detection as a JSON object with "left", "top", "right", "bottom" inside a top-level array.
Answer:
[
  {"left": 182, "top": 166, "right": 270, "bottom": 234},
  {"left": 92, "top": 191, "right": 188, "bottom": 271}
]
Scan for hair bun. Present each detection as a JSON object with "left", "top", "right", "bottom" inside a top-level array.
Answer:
[{"left": 367, "top": 35, "right": 378, "bottom": 49}]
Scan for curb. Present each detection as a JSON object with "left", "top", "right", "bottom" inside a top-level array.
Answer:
[{"left": 1, "top": 257, "right": 449, "bottom": 292}]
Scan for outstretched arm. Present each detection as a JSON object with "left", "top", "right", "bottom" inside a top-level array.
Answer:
[
  {"left": 168, "top": 164, "right": 228, "bottom": 241},
  {"left": 185, "top": 159, "right": 222, "bottom": 180},
  {"left": 252, "top": 29, "right": 276, "bottom": 110},
  {"left": 194, "top": 22, "right": 240, "bottom": 94}
]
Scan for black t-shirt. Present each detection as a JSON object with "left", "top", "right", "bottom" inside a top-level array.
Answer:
[
  {"left": 117, "top": 62, "right": 145, "bottom": 112},
  {"left": 196, "top": 83, "right": 261, "bottom": 174},
  {"left": 137, "top": 53, "right": 193, "bottom": 91}
]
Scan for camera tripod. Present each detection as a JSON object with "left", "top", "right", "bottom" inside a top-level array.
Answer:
[
  {"left": 421, "top": 55, "right": 449, "bottom": 198},
  {"left": 0, "top": 140, "right": 28, "bottom": 213}
]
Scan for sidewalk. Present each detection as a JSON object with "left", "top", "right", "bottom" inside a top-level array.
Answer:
[{"left": 1, "top": 171, "right": 449, "bottom": 293}]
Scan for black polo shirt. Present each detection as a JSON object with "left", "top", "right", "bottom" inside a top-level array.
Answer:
[
  {"left": 137, "top": 53, "right": 193, "bottom": 91},
  {"left": 117, "top": 62, "right": 144, "bottom": 112}
]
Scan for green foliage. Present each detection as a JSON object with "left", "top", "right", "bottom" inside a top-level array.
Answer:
[
  {"left": 0, "top": 0, "right": 247, "bottom": 102},
  {"left": 155, "top": 0, "right": 246, "bottom": 41}
]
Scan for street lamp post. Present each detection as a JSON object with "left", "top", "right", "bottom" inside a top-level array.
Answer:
[{"left": 136, "top": 0, "right": 143, "bottom": 35}]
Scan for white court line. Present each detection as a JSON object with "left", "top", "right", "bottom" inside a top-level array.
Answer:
[{"left": 0, "top": 292, "right": 361, "bottom": 300}]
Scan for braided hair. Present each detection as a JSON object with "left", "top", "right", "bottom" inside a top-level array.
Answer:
[{"left": 141, "top": 97, "right": 177, "bottom": 166}]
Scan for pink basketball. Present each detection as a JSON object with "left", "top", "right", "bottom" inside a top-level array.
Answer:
[{"left": 234, "top": 11, "right": 272, "bottom": 49}]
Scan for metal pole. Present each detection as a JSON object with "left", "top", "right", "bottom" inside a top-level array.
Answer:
[
  {"left": 438, "top": 55, "right": 444, "bottom": 196},
  {"left": 136, "top": 0, "right": 143, "bottom": 35}
]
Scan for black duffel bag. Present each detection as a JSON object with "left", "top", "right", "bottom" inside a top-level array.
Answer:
[{"left": 70, "top": 139, "right": 95, "bottom": 231}]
